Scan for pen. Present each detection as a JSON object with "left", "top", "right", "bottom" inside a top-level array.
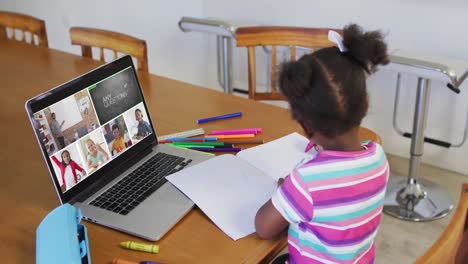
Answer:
[
  {"left": 120, "top": 241, "right": 159, "bottom": 253},
  {"left": 196, "top": 112, "right": 242, "bottom": 124}
]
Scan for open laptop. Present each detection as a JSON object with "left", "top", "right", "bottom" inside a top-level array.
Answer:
[{"left": 25, "top": 55, "right": 212, "bottom": 241}]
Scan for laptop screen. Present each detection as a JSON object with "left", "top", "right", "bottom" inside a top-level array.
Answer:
[{"left": 27, "top": 58, "right": 155, "bottom": 199}]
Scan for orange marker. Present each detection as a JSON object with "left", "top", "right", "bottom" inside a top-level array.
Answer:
[{"left": 113, "top": 258, "right": 138, "bottom": 264}]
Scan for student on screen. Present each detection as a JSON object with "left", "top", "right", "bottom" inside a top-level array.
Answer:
[
  {"left": 255, "top": 24, "right": 390, "bottom": 264},
  {"left": 51, "top": 150, "right": 86, "bottom": 192},
  {"left": 111, "top": 124, "right": 126, "bottom": 154},
  {"left": 85, "top": 139, "right": 109, "bottom": 170},
  {"left": 135, "top": 108, "right": 151, "bottom": 138}
]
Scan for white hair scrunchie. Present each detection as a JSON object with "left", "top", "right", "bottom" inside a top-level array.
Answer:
[{"left": 328, "top": 30, "right": 348, "bottom": 53}]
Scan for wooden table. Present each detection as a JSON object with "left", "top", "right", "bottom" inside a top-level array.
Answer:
[{"left": 0, "top": 41, "right": 377, "bottom": 263}]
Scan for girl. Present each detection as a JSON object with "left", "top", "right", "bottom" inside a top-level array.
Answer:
[
  {"left": 255, "top": 24, "right": 390, "bottom": 264},
  {"left": 51, "top": 150, "right": 86, "bottom": 192},
  {"left": 85, "top": 138, "right": 109, "bottom": 170}
]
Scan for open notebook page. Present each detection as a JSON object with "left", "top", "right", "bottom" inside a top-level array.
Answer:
[
  {"left": 236, "top": 132, "right": 314, "bottom": 180},
  {"left": 167, "top": 154, "right": 276, "bottom": 240}
]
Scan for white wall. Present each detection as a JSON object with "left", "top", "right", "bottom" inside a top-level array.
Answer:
[
  {"left": 2, "top": 0, "right": 467, "bottom": 175},
  {"left": 0, "top": 0, "right": 210, "bottom": 87},
  {"left": 202, "top": 0, "right": 468, "bottom": 176}
]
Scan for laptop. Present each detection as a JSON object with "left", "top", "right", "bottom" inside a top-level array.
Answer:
[{"left": 25, "top": 55, "right": 212, "bottom": 241}]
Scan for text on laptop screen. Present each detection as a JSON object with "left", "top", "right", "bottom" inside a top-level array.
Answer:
[{"left": 31, "top": 67, "right": 153, "bottom": 193}]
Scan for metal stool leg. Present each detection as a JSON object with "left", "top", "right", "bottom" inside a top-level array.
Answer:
[{"left": 383, "top": 78, "right": 454, "bottom": 221}]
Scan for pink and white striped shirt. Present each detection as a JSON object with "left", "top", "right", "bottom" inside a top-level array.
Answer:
[{"left": 272, "top": 141, "right": 389, "bottom": 264}]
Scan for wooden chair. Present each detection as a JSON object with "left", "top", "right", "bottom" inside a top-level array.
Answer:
[
  {"left": 236, "top": 26, "right": 382, "bottom": 145},
  {"left": 415, "top": 183, "right": 468, "bottom": 264},
  {"left": 236, "top": 26, "right": 339, "bottom": 101},
  {"left": 69, "top": 27, "right": 148, "bottom": 72},
  {"left": 0, "top": 11, "right": 48, "bottom": 47}
]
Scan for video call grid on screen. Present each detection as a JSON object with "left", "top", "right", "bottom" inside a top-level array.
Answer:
[{"left": 32, "top": 67, "right": 153, "bottom": 193}]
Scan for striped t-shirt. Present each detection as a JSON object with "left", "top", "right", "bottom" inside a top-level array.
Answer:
[{"left": 271, "top": 141, "right": 389, "bottom": 264}]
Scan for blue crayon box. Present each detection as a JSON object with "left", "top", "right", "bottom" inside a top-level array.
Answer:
[{"left": 36, "top": 203, "right": 91, "bottom": 264}]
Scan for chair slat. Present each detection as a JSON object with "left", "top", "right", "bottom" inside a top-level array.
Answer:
[
  {"left": 81, "top": 46, "right": 92, "bottom": 58},
  {"left": 247, "top": 46, "right": 256, "bottom": 100},
  {"left": 99, "top": 47, "right": 105, "bottom": 62},
  {"left": 291, "top": 46, "right": 296, "bottom": 62},
  {"left": 0, "top": 11, "right": 48, "bottom": 47},
  {"left": 271, "top": 45, "right": 277, "bottom": 93}
]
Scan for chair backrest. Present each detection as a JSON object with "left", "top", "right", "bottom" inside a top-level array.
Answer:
[
  {"left": 69, "top": 27, "right": 148, "bottom": 72},
  {"left": 236, "top": 26, "right": 339, "bottom": 101},
  {"left": 0, "top": 11, "right": 48, "bottom": 47},
  {"left": 415, "top": 183, "right": 468, "bottom": 264}
]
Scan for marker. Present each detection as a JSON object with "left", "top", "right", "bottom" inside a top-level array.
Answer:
[
  {"left": 173, "top": 141, "right": 225, "bottom": 146},
  {"left": 113, "top": 258, "right": 161, "bottom": 264},
  {"left": 158, "top": 139, "right": 205, "bottom": 144},
  {"left": 209, "top": 128, "right": 262, "bottom": 135},
  {"left": 222, "top": 139, "right": 265, "bottom": 144},
  {"left": 196, "top": 112, "right": 242, "bottom": 124},
  {"left": 120, "top": 241, "right": 159, "bottom": 253},
  {"left": 211, "top": 134, "right": 255, "bottom": 139},
  {"left": 165, "top": 144, "right": 216, "bottom": 156},
  {"left": 189, "top": 147, "right": 241, "bottom": 152},
  {"left": 174, "top": 144, "right": 215, "bottom": 149},
  {"left": 166, "top": 137, "right": 217, "bottom": 142},
  {"left": 113, "top": 258, "right": 138, "bottom": 264}
]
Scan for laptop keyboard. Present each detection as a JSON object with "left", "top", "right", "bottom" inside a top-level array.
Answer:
[{"left": 89, "top": 152, "right": 192, "bottom": 215}]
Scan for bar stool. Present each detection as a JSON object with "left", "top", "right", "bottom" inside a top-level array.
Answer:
[
  {"left": 383, "top": 53, "right": 468, "bottom": 221},
  {"left": 178, "top": 17, "right": 238, "bottom": 94}
]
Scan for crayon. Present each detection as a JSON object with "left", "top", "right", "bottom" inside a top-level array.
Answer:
[{"left": 120, "top": 241, "right": 159, "bottom": 254}]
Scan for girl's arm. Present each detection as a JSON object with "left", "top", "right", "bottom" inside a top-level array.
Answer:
[
  {"left": 51, "top": 155, "right": 61, "bottom": 167},
  {"left": 71, "top": 161, "right": 86, "bottom": 174},
  {"left": 87, "top": 157, "right": 97, "bottom": 169},
  {"left": 51, "top": 156, "right": 66, "bottom": 187},
  {"left": 255, "top": 199, "right": 289, "bottom": 239}
]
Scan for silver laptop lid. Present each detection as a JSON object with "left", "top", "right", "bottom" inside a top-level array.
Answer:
[{"left": 25, "top": 56, "right": 159, "bottom": 204}]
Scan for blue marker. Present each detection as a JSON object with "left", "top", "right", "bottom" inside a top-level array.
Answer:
[{"left": 196, "top": 112, "right": 242, "bottom": 124}]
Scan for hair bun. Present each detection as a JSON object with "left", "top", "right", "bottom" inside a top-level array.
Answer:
[
  {"left": 279, "top": 58, "right": 311, "bottom": 98},
  {"left": 343, "top": 24, "right": 389, "bottom": 72}
]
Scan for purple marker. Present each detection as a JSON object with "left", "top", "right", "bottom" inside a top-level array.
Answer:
[{"left": 196, "top": 112, "right": 242, "bottom": 124}]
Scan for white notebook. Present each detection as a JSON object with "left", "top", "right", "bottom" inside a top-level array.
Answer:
[{"left": 167, "top": 132, "right": 314, "bottom": 240}]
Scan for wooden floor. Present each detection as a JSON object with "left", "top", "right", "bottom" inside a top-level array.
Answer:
[{"left": 270, "top": 154, "right": 467, "bottom": 264}]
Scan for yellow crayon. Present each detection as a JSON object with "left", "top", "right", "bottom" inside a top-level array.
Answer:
[{"left": 120, "top": 241, "right": 159, "bottom": 253}]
